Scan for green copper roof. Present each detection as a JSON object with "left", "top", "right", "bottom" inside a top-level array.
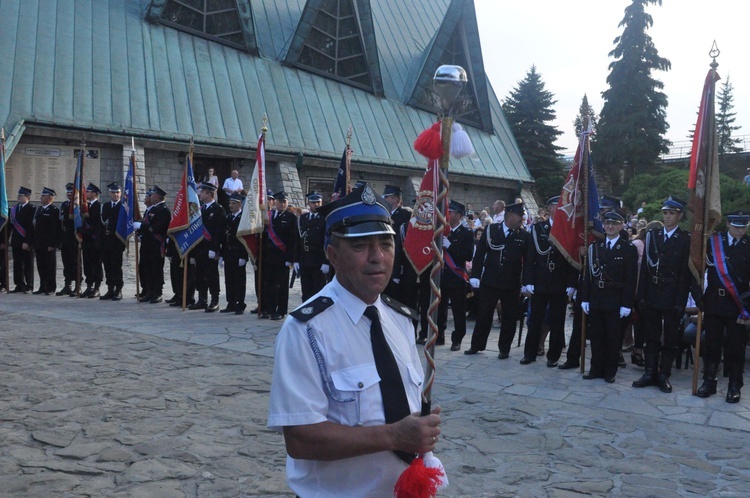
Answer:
[{"left": 0, "top": 0, "right": 531, "bottom": 182}]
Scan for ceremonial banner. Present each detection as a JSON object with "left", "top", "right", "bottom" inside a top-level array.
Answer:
[
  {"left": 404, "top": 159, "right": 440, "bottom": 275},
  {"left": 116, "top": 149, "right": 139, "bottom": 245},
  {"left": 331, "top": 146, "right": 350, "bottom": 201},
  {"left": 168, "top": 150, "right": 203, "bottom": 257},
  {"left": 237, "top": 134, "right": 267, "bottom": 263},
  {"left": 0, "top": 137, "right": 7, "bottom": 232},
  {"left": 549, "top": 131, "right": 602, "bottom": 269},
  {"left": 687, "top": 68, "right": 722, "bottom": 281},
  {"left": 70, "top": 148, "right": 89, "bottom": 241}
]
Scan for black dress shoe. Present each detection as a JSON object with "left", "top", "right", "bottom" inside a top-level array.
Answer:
[
  {"left": 56, "top": 288, "right": 71, "bottom": 296},
  {"left": 220, "top": 306, "right": 236, "bottom": 313},
  {"left": 32, "top": 289, "right": 45, "bottom": 295},
  {"left": 464, "top": 349, "right": 479, "bottom": 355},
  {"left": 519, "top": 356, "right": 535, "bottom": 365},
  {"left": 558, "top": 361, "right": 580, "bottom": 370},
  {"left": 111, "top": 289, "right": 123, "bottom": 301},
  {"left": 138, "top": 292, "right": 153, "bottom": 303},
  {"left": 205, "top": 302, "right": 220, "bottom": 313},
  {"left": 583, "top": 372, "right": 602, "bottom": 380},
  {"left": 10, "top": 287, "right": 25, "bottom": 293},
  {"left": 497, "top": 351, "right": 509, "bottom": 360},
  {"left": 188, "top": 301, "right": 207, "bottom": 310},
  {"left": 435, "top": 337, "right": 445, "bottom": 346},
  {"left": 149, "top": 295, "right": 163, "bottom": 304},
  {"left": 235, "top": 308, "right": 245, "bottom": 315},
  {"left": 726, "top": 384, "right": 741, "bottom": 403},
  {"left": 658, "top": 373, "right": 672, "bottom": 393},
  {"left": 416, "top": 337, "right": 427, "bottom": 345},
  {"left": 547, "top": 360, "right": 558, "bottom": 368},
  {"left": 450, "top": 343, "right": 461, "bottom": 352},
  {"left": 605, "top": 376, "right": 616, "bottom": 383},
  {"left": 250, "top": 308, "right": 259, "bottom": 314},
  {"left": 88, "top": 288, "right": 100, "bottom": 298},
  {"left": 270, "top": 314, "right": 285, "bottom": 320},
  {"left": 171, "top": 300, "right": 193, "bottom": 307},
  {"left": 260, "top": 312, "right": 270, "bottom": 319}
]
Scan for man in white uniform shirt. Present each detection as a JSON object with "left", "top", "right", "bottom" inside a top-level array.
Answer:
[{"left": 268, "top": 183, "right": 446, "bottom": 497}]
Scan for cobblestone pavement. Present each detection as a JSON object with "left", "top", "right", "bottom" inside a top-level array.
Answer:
[{"left": 1, "top": 250, "right": 749, "bottom": 497}]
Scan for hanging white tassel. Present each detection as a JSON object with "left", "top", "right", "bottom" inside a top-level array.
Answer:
[
  {"left": 450, "top": 123, "right": 474, "bottom": 159},
  {"left": 423, "top": 452, "right": 449, "bottom": 491}
]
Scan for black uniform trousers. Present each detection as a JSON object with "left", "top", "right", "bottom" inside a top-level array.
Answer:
[
  {"left": 60, "top": 240, "right": 77, "bottom": 284},
  {"left": 0, "top": 246, "right": 6, "bottom": 289},
  {"left": 195, "top": 253, "right": 220, "bottom": 303},
  {"left": 169, "top": 256, "right": 195, "bottom": 305},
  {"left": 642, "top": 307, "right": 680, "bottom": 366},
  {"left": 588, "top": 307, "right": 624, "bottom": 378},
  {"left": 101, "top": 245, "right": 125, "bottom": 289},
  {"left": 300, "top": 267, "right": 325, "bottom": 302},
  {"left": 12, "top": 246, "right": 34, "bottom": 290},
  {"left": 565, "top": 299, "right": 583, "bottom": 365},
  {"left": 141, "top": 249, "right": 165, "bottom": 296},
  {"left": 704, "top": 314, "right": 749, "bottom": 386},
  {"left": 82, "top": 243, "right": 102, "bottom": 286},
  {"left": 524, "top": 291, "right": 568, "bottom": 362},
  {"left": 261, "top": 262, "right": 290, "bottom": 316},
  {"left": 224, "top": 258, "right": 247, "bottom": 310},
  {"left": 35, "top": 248, "right": 57, "bottom": 292},
  {"left": 438, "top": 285, "right": 467, "bottom": 345},
  {"left": 470, "top": 286, "right": 521, "bottom": 354}
]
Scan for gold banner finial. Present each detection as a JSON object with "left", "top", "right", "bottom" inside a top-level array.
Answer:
[{"left": 262, "top": 114, "right": 268, "bottom": 134}]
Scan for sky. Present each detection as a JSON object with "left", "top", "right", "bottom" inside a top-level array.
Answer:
[{"left": 475, "top": 0, "right": 748, "bottom": 156}]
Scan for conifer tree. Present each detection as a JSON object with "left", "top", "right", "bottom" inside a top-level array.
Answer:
[
  {"left": 593, "top": 0, "right": 670, "bottom": 190},
  {"left": 502, "top": 65, "right": 564, "bottom": 201},
  {"left": 573, "top": 94, "right": 598, "bottom": 136},
  {"left": 717, "top": 76, "right": 742, "bottom": 158}
]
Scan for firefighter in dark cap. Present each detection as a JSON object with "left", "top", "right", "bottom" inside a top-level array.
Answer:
[
  {"left": 81, "top": 183, "right": 103, "bottom": 298},
  {"left": 260, "top": 190, "right": 296, "bottom": 320},
  {"left": 56, "top": 183, "right": 78, "bottom": 296},
  {"left": 32, "top": 187, "right": 60, "bottom": 294},
  {"left": 10, "top": 186, "right": 35, "bottom": 293},
  {"left": 294, "top": 191, "right": 329, "bottom": 301},
  {"left": 189, "top": 182, "right": 225, "bottom": 312},
  {"left": 99, "top": 182, "right": 125, "bottom": 300}
]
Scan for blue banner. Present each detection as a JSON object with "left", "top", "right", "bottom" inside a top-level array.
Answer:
[
  {"left": 168, "top": 153, "right": 203, "bottom": 257},
  {"left": 116, "top": 152, "right": 136, "bottom": 244}
]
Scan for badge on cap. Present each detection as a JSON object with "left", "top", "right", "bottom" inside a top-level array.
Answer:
[{"left": 362, "top": 184, "right": 377, "bottom": 205}]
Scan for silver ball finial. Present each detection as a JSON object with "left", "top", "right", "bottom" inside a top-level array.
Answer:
[{"left": 433, "top": 65, "right": 467, "bottom": 112}]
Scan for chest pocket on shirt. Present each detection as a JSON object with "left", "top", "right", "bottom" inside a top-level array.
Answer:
[{"left": 330, "top": 364, "right": 380, "bottom": 426}]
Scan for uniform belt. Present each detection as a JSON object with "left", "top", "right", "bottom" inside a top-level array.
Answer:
[
  {"left": 652, "top": 276, "right": 675, "bottom": 284},
  {"left": 597, "top": 281, "right": 624, "bottom": 289}
]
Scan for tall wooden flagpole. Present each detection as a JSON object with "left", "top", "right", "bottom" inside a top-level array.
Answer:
[
  {"left": 257, "top": 116, "right": 268, "bottom": 318},
  {"left": 580, "top": 118, "right": 591, "bottom": 373},
  {"left": 345, "top": 125, "right": 352, "bottom": 194},
  {"left": 132, "top": 138, "right": 142, "bottom": 302},
  {"left": 1, "top": 129, "right": 9, "bottom": 292},
  {"left": 76, "top": 135, "right": 86, "bottom": 297},
  {"left": 692, "top": 47, "right": 720, "bottom": 394},
  {"left": 180, "top": 138, "right": 195, "bottom": 311}
]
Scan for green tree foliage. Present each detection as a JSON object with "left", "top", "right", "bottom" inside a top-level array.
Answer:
[
  {"left": 502, "top": 65, "right": 564, "bottom": 202},
  {"left": 573, "top": 94, "right": 598, "bottom": 136},
  {"left": 593, "top": 0, "right": 671, "bottom": 191},
  {"left": 622, "top": 169, "right": 750, "bottom": 229},
  {"left": 717, "top": 76, "right": 742, "bottom": 159}
]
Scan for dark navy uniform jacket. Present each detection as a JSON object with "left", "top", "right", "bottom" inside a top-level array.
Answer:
[
  {"left": 471, "top": 222, "right": 529, "bottom": 290},
  {"left": 637, "top": 226, "right": 691, "bottom": 310},
  {"left": 582, "top": 237, "right": 638, "bottom": 311},
  {"left": 522, "top": 219, "right": 578, "bottom": 294},
  {"left": 705, "top": 232, "right": 750, "bottom": 317}
]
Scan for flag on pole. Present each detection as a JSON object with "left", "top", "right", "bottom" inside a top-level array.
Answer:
[
  {"left": 116, "top": 148, "right": 139, "bottom": 245},
  {"left": 687, "top": 68, "right": 722, "bottom": 281},
  {"left": 237, "top": 134, "right": 267, "bottom": 263},
  {"left": 0, "top": 136, "right": 7, "bottom": 232},
  {"left": 331, "top": 146, "right": 351, "bottom": 201},
  {"left": 70, "top": 147, "right": 89, "bottom": 241},
  {"left": 404, "top": 159, "right": 440, "bottom": 274},
  {"left": 549, "top": 130, "right": 602, "bottom": 270},
  {"left": 167, "top": 147, "right": 203, "bottom": 257}
]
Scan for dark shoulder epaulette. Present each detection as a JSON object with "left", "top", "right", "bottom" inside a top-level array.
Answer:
[
  {"left": 381, "top": 295, "right": 418, "bottom": 321},
  {"left": 290, "top": 296, "right": 335, "bottom": 322}
]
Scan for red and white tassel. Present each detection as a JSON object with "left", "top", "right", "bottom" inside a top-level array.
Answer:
[
  {"left": 450, "top": 123, "right": 474, "bottom": 159},
  {"left": 414, "top": 121, "right": 444, "bottom": 160},
  {"left": 394, "top": 454, "right": 448, "bottom": 498}
]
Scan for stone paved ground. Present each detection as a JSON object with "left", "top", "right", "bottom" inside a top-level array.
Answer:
[{"left": 1, "top": 250, "right": 749, "bottom": 497}]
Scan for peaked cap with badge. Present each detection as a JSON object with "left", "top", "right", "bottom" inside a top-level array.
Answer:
[
  {"left": 727, "top": 210, "right": 750, "bottom": 227},
  {"left": 316, "top": 183, "right": 395, "bottom": 238}
]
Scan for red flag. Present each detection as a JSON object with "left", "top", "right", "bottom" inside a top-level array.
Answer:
[
  {"left": 687, "top": 68, "right": 722, "bottom": 281},
  {"left": 237, "top": 134, "right": 267, "bottom": 263},
  {"left": 404, "top": 160, "right": 439, "bottom": 275},
  {"left": 549, "top": 130, "right": 602, "bottom": 270}
]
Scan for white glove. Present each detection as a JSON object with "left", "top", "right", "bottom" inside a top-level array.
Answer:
[
  {"left": 566, "top": 287, "right": 576, "bottom": 300},
  {"left": 442, "top": 236, "right": 451, "bottom": 249},
  {"left": 293, "top": 262, "right": 300, "bottom": 272},
  {"left": 208, "top": 250, "right": 217, "bottom": 259},
  {"left": 320, "top": 264, "right": 330, "bottom": 274},
  {"left": 189, "top": 258, "right": 196, "bottom": 265},
  {"left": 219, "top": 257, "right": 224, "bottom": 267},
  {"left": 470, "top": 278, "right": 480, "bottom": 289},
  {"left": 581, "top": 302, "right": 590, "bottom": 314},
  {"left": 133, "top": 221, "right": 141, "bottom": 230},
  {"left": 525, "top": 284, "right": 535, "bottom": 295},
  {"left": 239, "top": 258, "right": 247, "bottom": 267},
  {"left": 619, "top": 307, "right": 631, "bottom": 318},
  {"left": 285, "top": 261, "right": 293, "bottom": 267}
]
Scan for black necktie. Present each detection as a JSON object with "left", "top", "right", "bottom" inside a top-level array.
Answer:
[
  {"left": 731, "top": 239, "right": 737, "bottom": 247},
  {"left": 364, "top": 306, "right": 413, "bottom": 464},
  {"left": 607, "top": 241, "right": 612, "bottom": 250}
]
